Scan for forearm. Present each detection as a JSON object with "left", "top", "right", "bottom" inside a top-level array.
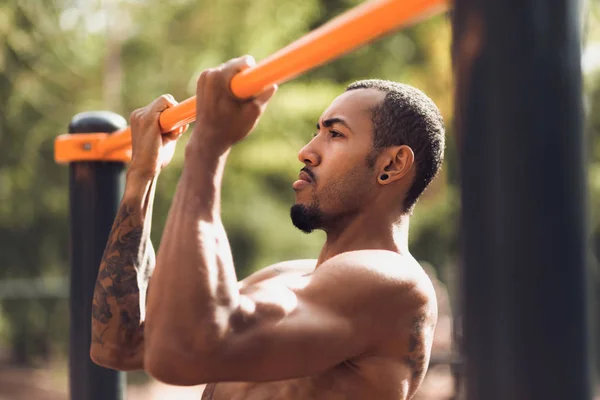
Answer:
[
  {"left": 91, "top": 171, "right": 158, "bottom": 369},
  {"left": 146, "top": 144, "right": 240, "bottom": 354}
]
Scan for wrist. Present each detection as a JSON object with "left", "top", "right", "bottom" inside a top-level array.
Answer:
[
  {"left": 181, "top": 139, "right": 229, "bottom": 212},
  {"left": 127, "top": 165, "right": 159, "bottom": 183},
  {"left": 186, "top": 126, "right": 231, "bottom": 158},
  {"left": 185, "top": 141, "right": 230, "bottom": 168},
  {"left": 124, "top": 169, "right": 157, "bottom": 201},
  {"left": 183, "top": 147, "right": 229, "bottom": 182}
]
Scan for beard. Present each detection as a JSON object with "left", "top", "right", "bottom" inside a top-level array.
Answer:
[
  {"left": 291, "top": 160, "right": 376, "bottom": 234},
  {"left": 290, "top": 204, "right": 323, "bottom": 233}
]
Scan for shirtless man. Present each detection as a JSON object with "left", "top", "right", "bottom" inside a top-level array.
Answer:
[{"left": 90, "top": 56, "right": 445, "bottom": 400}]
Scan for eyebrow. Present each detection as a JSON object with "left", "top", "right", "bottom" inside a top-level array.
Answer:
[{"left": 316, "top": 117, "right": 353, "bottom": 132}]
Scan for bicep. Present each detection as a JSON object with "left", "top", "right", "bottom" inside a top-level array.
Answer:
[
  {"left": 147, "top": 256, "right": 414, "bottom": 385},
  {"left": 146, "top": 282, "right": 371, "bottom": 384},
  {"left": 213, "top": 261, "right": 419, "bottom": 382},
  {"left": 213, "top": 298, "right": 365, "bottom": 381},
  {"left": 182, "top": 271, "right": 389, "bottom": 382}
]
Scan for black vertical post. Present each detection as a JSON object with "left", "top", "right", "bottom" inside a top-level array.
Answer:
[
  {"left": 454, "top": 0, "right": 592, "bottom": 399},
  {"left": 68, "top": 112, "right": 127, "bottom": 400}
]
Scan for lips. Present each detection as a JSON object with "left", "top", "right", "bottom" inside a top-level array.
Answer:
[
  {"left": 293, "top": 169, "right": 314, "bottom": 191},
  {"left": 299, "top": 170, "right": 313, "bottom": 183}
]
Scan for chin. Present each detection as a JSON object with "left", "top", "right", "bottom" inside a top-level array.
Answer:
[
  {"left": 293, "top": 198, "right": 306, "bottom": 206},
  {"left": 290, "top": 204, "right": 323, "bottom": 234},
  {"left": 293, "top": 193, "right": 310, "bottom": 207}
]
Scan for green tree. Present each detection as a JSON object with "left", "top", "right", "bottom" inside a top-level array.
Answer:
[
  {"left": 0, "top": 0, "right": 456, "bottom": 366},
  {"left": 0, "top": 0, "right": 98, "bottom": 363}
]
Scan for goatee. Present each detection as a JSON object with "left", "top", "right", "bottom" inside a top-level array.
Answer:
[{"left": 290, "top": 204, "right": 323, "bottom": 233}]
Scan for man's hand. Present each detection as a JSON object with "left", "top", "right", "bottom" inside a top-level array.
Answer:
[
  {"left": 129, "top": 95, "right": 188, "bottom": 178},
  {"left": 188, "top": 56, "right": 277, "bottom": 154}
]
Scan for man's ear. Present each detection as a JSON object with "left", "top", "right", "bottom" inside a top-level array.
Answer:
[{"left": 377, "top": 145, "right": 415, "bottom": 185}]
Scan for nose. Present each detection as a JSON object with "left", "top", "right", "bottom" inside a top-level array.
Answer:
[{"left": 297, "top": 139, "right": 320, "bottom": 166}]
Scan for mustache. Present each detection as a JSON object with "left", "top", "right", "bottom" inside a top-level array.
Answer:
[{"left": 301, "top": 167, "right": 316, "bottom": 182}]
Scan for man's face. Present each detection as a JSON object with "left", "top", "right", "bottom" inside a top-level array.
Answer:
[{"left": 291, "top": 88, "right": 385, "bottom": 233}]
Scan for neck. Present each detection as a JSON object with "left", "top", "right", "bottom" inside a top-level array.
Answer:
[{"left": 316, "top": 211, "right": 410, "bottom": 267}]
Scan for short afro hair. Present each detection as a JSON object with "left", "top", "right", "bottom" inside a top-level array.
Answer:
[{"left": 346, "top": 79, "right": 445, "bottom": 213}]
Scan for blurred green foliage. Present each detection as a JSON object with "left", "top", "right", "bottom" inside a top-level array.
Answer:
[
  {"left": 0, "top": 0, "right": 455, "bottom": 364},
  {"left": 0, "top": 0, "right": 597, "bottom": 371}
]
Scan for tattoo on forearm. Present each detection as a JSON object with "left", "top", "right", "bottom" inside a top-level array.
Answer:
[
  {"left": 91, "top": 280, "right": 112, "bottom": 346},
  {"left": 92, "top": 204, "right": 149, "bottom": 348},
  {"left": 92, "top": 280, "right": 112, "bottom": 324},
  {"left": 404, "top": 314, "right": 427, "bottom": 384},
  {"left": 92, "top": 326, "right": 109, "bottom": 346}
]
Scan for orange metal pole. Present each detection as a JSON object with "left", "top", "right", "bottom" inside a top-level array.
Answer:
[{"left": 55, "top": 0, "right": 448, "bottom": 163}]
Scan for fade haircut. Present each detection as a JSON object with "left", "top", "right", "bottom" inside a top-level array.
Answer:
[{"left": 346, "top": 80, "right": 445, "bottom": 213}]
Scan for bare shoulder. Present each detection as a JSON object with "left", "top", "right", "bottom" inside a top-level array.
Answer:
[
  {"left": 318, "top": 250, "right": 437, "bottom": 307},
  {"left": 238, "top": 259, "right": 317, "bottom": 289},
  {"left": 318, "top": 250, "right": 438, "bottom": 391}
]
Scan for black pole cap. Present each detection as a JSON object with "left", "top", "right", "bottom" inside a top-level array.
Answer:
[{"left": 69, "top": 111, "right": 127, "bottom": 134}]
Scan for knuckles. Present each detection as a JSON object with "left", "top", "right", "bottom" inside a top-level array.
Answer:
[
  {"left": 154, "top": 95, "right": 171, "bottom": 108},
  {"left": 197, "top": 67, "right": 231, "bottom": 92},
  {"left": 129, "top": 108, "right": 144, "bottom": 125},
  {"left": 130, "top": 95, "right": 172, "bottom": 128}
]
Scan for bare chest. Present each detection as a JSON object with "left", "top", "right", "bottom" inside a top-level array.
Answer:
[
  {"left": 203, "top": 377, "right": 361, "bottom": 400},
  {"left": 201, "top": 361, "right": 409, "bottom": 400}
]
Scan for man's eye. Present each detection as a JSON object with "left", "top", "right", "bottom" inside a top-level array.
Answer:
[{"left": 330, "top": 130, "right": 343, "bottom": 138}]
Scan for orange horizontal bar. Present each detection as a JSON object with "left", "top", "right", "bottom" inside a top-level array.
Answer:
[
  {"left": 230, "top": 0, "right": 448, "bottom": 98},
  {"left": 54, "top": 133, "right": 131, "bottom": 163},
  {"left": 55, "top": 0, "right": 448, "bottom": 164}
]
